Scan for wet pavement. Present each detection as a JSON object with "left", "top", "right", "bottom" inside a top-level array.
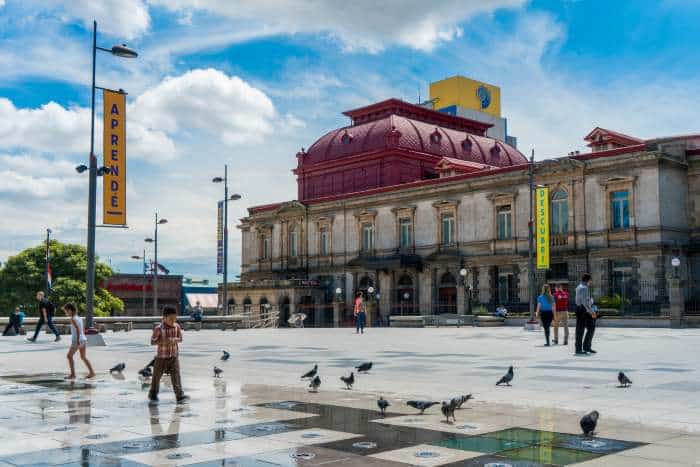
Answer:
[{"left": 1, "top": 328, "right": 700, "bottom": 465}]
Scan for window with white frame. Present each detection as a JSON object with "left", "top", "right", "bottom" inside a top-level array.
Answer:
[
  {"left": 288, "top": 226, "right": 298, "bottom": 257},
  {"left": 610, "top": 190, "right": 630, "bottom": 230},
  {"left": 261, "top": 235, "right": 270, "bottom": 259},
  {"left": 361, "top": 223, "right": 374, "bottom": 252},
  {"left": 497, "top": 205, "right": 512, "bottom": 240},
  {"left": 320, "top": 227, "right": 330, "bottom": 256},
  {"left": 399, "top": 218, "right": 412, "bottom": 249},
  {"left": 551, "top": 189, "right": 569, "bottom": 235},
  {"left": 441, "top": 214, "right": 455, "bottom": 245}
]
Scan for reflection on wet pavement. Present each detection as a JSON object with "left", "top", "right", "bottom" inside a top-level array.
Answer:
[{"left": 0, "top": 372, "right": 653, "bottom": 466}]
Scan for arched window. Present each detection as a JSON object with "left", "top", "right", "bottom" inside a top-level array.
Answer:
[
  {"left": 243, "top": 297, "right": 252, "bottom": 314},
  {"left": 440, "top": 272, "right": 457, "bottom": 286},
  {"left": 551, "top": 189, "right": 569, "bottom": 235},
  {"left": 259, "top": 297, "right": 269, "bottom": 320},
  {"left": 398, "top": 274, "right": 413, "bottom": 287}
]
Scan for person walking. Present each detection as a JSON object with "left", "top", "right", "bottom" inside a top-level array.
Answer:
[
  {"left": 3, "top": 307, "right": 23, "bottom": 336},
  {"left": 552, "top": 284, "right": 570, "bottom": 345},
  {"left": 575, "top": 273, "right": 597, "bottom": 355},
  {"left": 148, "top": 305, "right": 189, "bottom": 404},
  {"left": 27, "top": 291, "right": 60, "bottom": 342},
  {"left": 190, "top": 301, "right": 203, "bottom": 323},
  {"left": 536, "top": 284, "right": 555, "bottom": 346},
  {"left": 354, "top": 292, "right": 366, "bottom": 334},
  {"left": 62, "top": 303, "right": 95, "bottom": 379}
]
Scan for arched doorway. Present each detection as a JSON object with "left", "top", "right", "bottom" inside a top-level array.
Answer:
[
  {"left": 243, "top": 297, "right": 252, "bottom": 315},
  {"left": 395, "top": 274, "right": 415, "bottom": 315},
  {"left": 259, "top": 297, "right": 269, "bottom": 321},
  {"left": 299, "top": 295, "right": 314, "bottom": 327},
  {"left": 358, "top": 276, "right": 374, "bottom": 296},
  {"left": 438, "top": 272, "right": 457, "bottom": 314},
  {"left": 279, "top": 296, "right": 291, "bottom": 327},
  {"left": 227, "top": 298, "right": 235, "bottom": 315}
]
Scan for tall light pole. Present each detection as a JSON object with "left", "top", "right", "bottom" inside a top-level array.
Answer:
[
  {"left": 528, "top": 150, "right": 536, "bottom": 321},
  {"left": 213, "top": 166, "right": 241, "bottom": 315},
  {"left": 84, "top": 20, "right": 138, "bottom": 330},
  {"left": 131, "top": 246, "right": 148, "bottom": 315},
  {"left": 146, "top": 213, "right": 168, "bottom": 314}
]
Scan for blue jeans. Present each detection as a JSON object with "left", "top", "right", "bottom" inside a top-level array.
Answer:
[
  {"left": 355, "top": 312, "right": 366, "bottom": 333},
  {"left": 32, "top": 314, "right": 60, "bottom": 339}
]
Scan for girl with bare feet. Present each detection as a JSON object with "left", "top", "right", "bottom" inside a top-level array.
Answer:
[{"left": 63, "top": 303, "right": 95, "bottom": 379}]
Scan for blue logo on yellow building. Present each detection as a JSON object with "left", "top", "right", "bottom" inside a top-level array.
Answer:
[{"left": 476, "top": 85, "right": 491, "bottom": 109}]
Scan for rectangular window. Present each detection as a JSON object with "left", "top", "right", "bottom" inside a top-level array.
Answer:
[
  {"left": 320, "top": 228, "right": 330, "bottom": 256},
  {"left": 551, "top": 195, "right": 569, "bottom": 235},
  {"left": 497, "top": 205, "right": 512, "bottom": 240},
  {"left": 441, "top": 214, "right": 455, "bottom": 245},
  {"left": 361, "top": 223, "right": 374, "bottom": 252},
  {"left": 288, "top": 229, "right": 298, "bottom": 257},
  {"left": 611, "top": 191, "right": 630, "bottom": 230},
  {"left": 261, "top": 236, "right": 269, "bottom": 259},
  {"left": 399, "top": 218, "right": 412, "bottom": 249}
]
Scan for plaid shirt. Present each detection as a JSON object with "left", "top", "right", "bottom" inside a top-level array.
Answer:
[{"left": 151, "top": 321, "right": 183, "bottom": 359}]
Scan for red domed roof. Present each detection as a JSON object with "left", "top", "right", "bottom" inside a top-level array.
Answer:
[{"left": 303, "top": 99, "right": 526, "bottom": 168}]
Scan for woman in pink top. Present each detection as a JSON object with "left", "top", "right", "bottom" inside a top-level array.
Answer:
[{"left": 354, "top": 292, "right": 366, "bottom": 334}]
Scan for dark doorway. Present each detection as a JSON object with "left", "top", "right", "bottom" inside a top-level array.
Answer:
[
  {"left": 438, "top": 272, "right": 457, "bottom": 314},
  {"left": 280, "top": 296, "right": 291, "bottom": 327}
]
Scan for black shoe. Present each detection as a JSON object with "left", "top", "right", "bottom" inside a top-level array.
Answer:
[
  {"left": 148, "top": 396, "right": 158, "bottom": 405},
  {"left": 26, "top": 338, "right": 36, "bottom": 342},
  {"left": 544, "top": 343, "right": 550, "bottom": 347},
  {"left": 563, "top": 339, "right": 568, "bottom": 345},
  {"left": 574, "top": 351, "right": 587, "bottom": 356},
  {"left": 552, "top": 340, "right": 558, "bottom": 345},
  {"left": 585, "top": 349, "right": 597, "bottom": 354},
  {"left": 54, "top": 336, "right": 61, "bottom": 342},
  {"left": 177, "top": 395, "right": 190, "bottom": 404}
]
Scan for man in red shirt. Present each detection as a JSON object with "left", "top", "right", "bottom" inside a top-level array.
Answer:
[{"left": 552, "top": 283, "right": 570, "bottom": 345}]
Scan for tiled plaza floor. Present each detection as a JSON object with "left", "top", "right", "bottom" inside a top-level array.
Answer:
[{"left": 0, "top": 327, "right": 699, "bottom": 465}]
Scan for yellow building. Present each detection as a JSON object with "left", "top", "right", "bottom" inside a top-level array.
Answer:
[{"left": 429, "top": 76, "right": 501, "bottom": 117}]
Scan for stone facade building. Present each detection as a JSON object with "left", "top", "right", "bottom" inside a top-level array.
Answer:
[{"left": 226, "top": 98, "right": 700, "bottom": 326}]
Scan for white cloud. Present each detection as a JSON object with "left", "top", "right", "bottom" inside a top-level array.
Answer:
[
  {"left": 132, "top": 68, "right": 277, "bottom": 146},
  {"left": 0, "top": 154, "right": 83, "bottom": 200},
  {"left": 48, "top": 0, "right": 150, "bottom": 39},
  {"left": 150, "top": 0, "right": 525, "bottom": 52}
]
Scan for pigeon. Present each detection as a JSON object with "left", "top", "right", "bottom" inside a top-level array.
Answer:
[
  {"left": 301, "top": 364, "right": 318, "bottom": 380},
  {"left": 213, "top": 366, "right": 223, "bottom": 378},
  {"left": 340, "top": 372, "right": 354, "bottom": 390},
  {"left": 453, "top": 394, "right": 473, "bottom": 409},
  {"left": 109, "top": 363, "right": 125, "bottom": 373},
  {"left": 309, "top": 375, "right": 321, "bottom": 392},
  {"left": 138, "top": 367, "right": 152, "bottom": 378},
  {"left": 406, "top": 400, "right": 439, "bottom": 414},
  {"left": 377, "top": 397, "right": 390, "bottom": 417},
  {"left": 221, "top": 350, "right": 230, "bottom": 361},
  {"left": 580, "top": 410, "right": 599, "bottom": 437},
  {"left": 496, "top": 366, "right": 514, "bottom": 386},
  {"left": 356, "top": 362, "right": 372, "bottom": 373},
  {"left": 617, "top": 371, "right": 632, "bottom": 388},
  {"left": 441, "top": 399, "right": 457, "bottom": 423}
]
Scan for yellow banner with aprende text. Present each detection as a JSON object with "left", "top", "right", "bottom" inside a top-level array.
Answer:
[{"left": 102, "top": 90, "right": 126, "bottom": 225}]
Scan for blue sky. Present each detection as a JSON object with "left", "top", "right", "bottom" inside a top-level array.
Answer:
[{"left": 1, "top": 0, "right": 699, "bottom": 283}]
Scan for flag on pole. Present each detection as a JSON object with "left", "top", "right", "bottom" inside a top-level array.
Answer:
[{"left": 47, "top": 263, "right": 53, "bottom": 290}]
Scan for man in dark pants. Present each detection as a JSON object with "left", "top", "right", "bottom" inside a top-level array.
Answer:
[
  {"left": 27, "top": 291, "right": 60, "bottom": 342},
  {"left": 574, "top": 274, "right": 597, "bottom": 355}
]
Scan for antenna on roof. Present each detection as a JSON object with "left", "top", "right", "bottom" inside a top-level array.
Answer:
[{"left": 418, "top": 86, "right": 421, "bottom": 105}]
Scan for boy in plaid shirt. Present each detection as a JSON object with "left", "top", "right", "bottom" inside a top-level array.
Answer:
[{"left": 148, "top": 305, "right": 189, "bottom": 404}]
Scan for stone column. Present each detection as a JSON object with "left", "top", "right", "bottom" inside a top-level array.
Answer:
[
  {"left": 668, "top": 278, "right": 683, "bottom": 328},
  {"left": 332, "top": 301, "right": 340, "bottom": 328},
  {"left": 457, "top": 283, "right": 466, "bottom": 315}
]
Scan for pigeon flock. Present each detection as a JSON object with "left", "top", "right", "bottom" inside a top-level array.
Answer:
[
  {"left": 105, "top": 346, "right": 631, "bottom": 438},
  {"left": 293, "top": 359, "right": 632, "bottom": 436}
]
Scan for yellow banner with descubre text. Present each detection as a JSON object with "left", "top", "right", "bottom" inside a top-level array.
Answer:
[{"left": 536, "top": 186, "right": 550, "bottom": 269}]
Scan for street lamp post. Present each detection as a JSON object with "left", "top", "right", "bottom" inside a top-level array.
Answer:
[
  {"left": 146, "top": 214, "right": 168, "bottom": 315},
  {"left": 131, "top": 247, "right": 148, "bottom": 314},
  {"left": 84, "top": 21, "right": 138, "bottom": 330},
  {"left": 213, "top": 166, "right": 241, "bottom": 315}
]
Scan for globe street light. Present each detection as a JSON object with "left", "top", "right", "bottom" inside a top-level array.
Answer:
[
  {"left": 83, "top": 20, "right": 138, "bottom": 332},
  {"left": 212, "top": 165, "right": 242, "bottom": 315}
]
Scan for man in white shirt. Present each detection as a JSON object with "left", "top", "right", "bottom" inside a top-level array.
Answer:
[{"left": 574, "top": 273, "right": 597, "bottom": 355}]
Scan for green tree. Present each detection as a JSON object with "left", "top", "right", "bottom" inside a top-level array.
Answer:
[{"left": 0, "top": 241, "right": 123, "bottom": 316}]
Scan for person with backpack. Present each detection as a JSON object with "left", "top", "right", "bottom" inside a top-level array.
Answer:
[{"left": 27, "top": 291, "right": 60, "bottom": 342}]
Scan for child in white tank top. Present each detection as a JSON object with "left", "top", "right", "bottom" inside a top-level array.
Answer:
[{"left": 62, "top": 303, "right": 95, "bottom": 379}]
